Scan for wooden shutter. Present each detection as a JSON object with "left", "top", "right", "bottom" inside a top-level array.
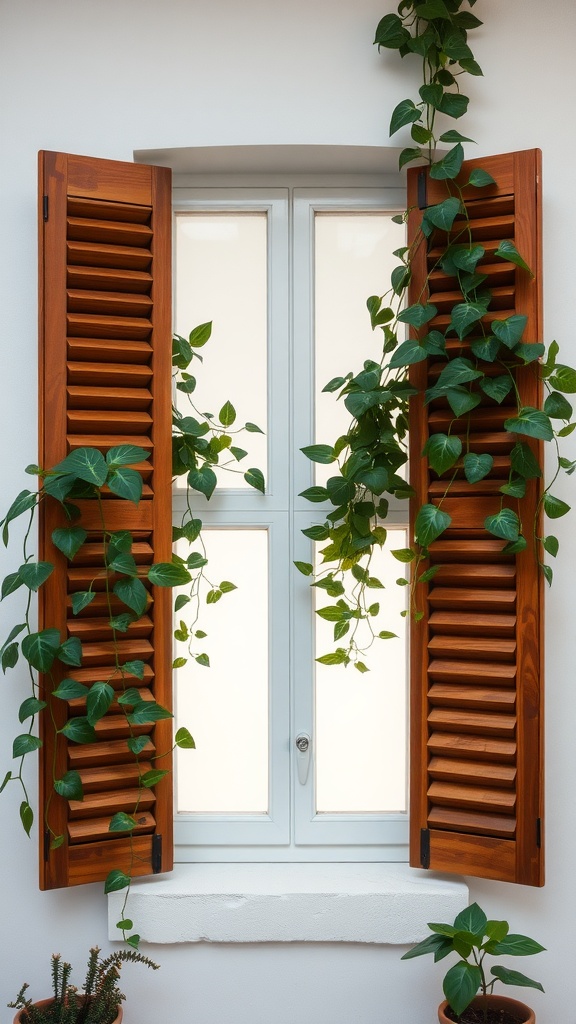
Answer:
[
  {"left": 38, "top": 152, "right": 173, "bottom": 888},
  {"left": 408, "top": 150, "right": 544, "bottom": 885}
]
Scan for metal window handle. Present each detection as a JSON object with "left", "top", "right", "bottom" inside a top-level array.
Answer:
[{"left": 295, "top": 733, "right": 311, "bottom": 785}]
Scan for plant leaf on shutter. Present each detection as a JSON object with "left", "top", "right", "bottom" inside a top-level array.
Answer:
[
  {"left": 38, "top": 151, "right": 173, "bottom": 889},
  {"left": 408, "top": 150, "right": 544, "bottom": 886}
]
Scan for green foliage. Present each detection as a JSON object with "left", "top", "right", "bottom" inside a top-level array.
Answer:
[
  {"left": 0, "top": 320, "right": 265, "bottom": 951},
  {"left": 401, "top": 902, "right": 544, "bottom": 1017},
  {"left": 298, "top": 0, "right": 576, "bottom": 671},
  {"left": 8, "top": 947, "right": 159, "bottom": 1024}
]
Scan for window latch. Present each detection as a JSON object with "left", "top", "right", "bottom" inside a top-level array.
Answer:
[{"left": 295, "top": 733, "right": 311, "bottom": 785}]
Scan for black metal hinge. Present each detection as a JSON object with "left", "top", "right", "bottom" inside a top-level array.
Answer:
[
  {"left": 420, "top": 827, "right": 430, "bottom": 869},
  {"left": 536, "top": 817, "right": 542, "bottom": 849},
  {"left": 43, "top": 195, "right": 49, "bottom": 221},
  {"left": 44, "top": 829, "right": 51, "bottom": 862},
  {"left": 417, "top": 170, "right": 428, "bottom": 210},
  {"left": 152, "top": 833, "right": 162, "bottom": 873}
]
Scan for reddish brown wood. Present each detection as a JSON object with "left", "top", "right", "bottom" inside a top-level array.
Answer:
[
  {"left": 427, "top": 829, "right": 516, "bottom": 880},
  {"left": 78, "top": 762, "right": 153, "bottom": 791},
  {"left": 428, "top": 636, "right": 516, "bottom": 661},
  {"left": 428, "top": 781, "right": 516, "bottom": 813},
  {"left": 68, "top": 738, "right": 155, "bottom": 769},
  {"left": 68, "top": 787, "right": 155, "bottom": 819},
  {"left": 408, "top": 151, "right": 543, "bottom": 886},
  {"left": 428, "top": 611, "right": 517, "bottom": 638},
  {"left": 429, "top": 757, "right": 516, "bottom": 786},
  {"left": 428, "top": 708, "right": 516, "bottom": 736},
  {"left": 68, "top": 813, "right": 155, "bottom": 843},
  {"left": 67, "top": 834, "right": 159, "bottom": 884},
  {"left": 428, "top": 684, "right": 516, "bottom": 709},
  {"left": 38, "top": 152, "right": 172, "bottom": 889},
  {"left": 428, "top": 731, "right": 517, "bottom": 762}
]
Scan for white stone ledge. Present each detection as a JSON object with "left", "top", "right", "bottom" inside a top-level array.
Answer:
[{"left": 108, "top": 863, "right": 468, "bottom": 944}]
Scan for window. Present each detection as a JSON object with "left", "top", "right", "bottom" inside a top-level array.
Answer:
[
  {"left": 39, "top": 149, "right": 544, "bottom": 891},
  {"left": 172, "top": 185, "right": 409, "bottom": 861}
]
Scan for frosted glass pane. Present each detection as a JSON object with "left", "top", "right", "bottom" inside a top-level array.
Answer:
[
  {"left": 175, "top": 529, "right": 269, "bottom": 813},
  {"left": 314, "top": 213, "right": 405, "bottom": 486},
  {"left": 175, "top": 213, "right": 267, "bottom": 488},
  {"left": 315, "top": 530, "right": 408, "bottom": 814}
]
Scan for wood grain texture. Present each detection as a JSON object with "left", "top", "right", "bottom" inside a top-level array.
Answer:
[
  {"left": 408, "top": 151, "right": 544, "bottom": 886},
  {"left": 38, "top": 152, "right": 172, "bottom": 889}
]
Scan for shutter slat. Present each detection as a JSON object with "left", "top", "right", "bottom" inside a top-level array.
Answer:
[
  {"left": 67, "top": 216, "right": 153, "bottom": 247},
  {"left": 428, "top": 637, "right": 516, "bottom": 661},
  {"left": 428, "top": 781, "right": 516, "bottom": 814},
  {"left": 428, "top": 479, "right": 506, "bottom": 498},
  {"left": 69, "top": 689, "right": 154, "bottom": 713},
  {"left": 67, "top": 386, "right": 152, "bottom": 411},
  {"left": 67, "top": 410, "right": 152, "bottom": 432},
  {"left": 67, "top": 267, "right": 152, "bottom": 293},
  {"left": 429, "top": 588, "right": 516, "bottom": 611},
  {"left": 67, "top": 616, "right": 153, "bottom": 641},
  {"left": 67, "top": 241, "right": 152, "bottom": 271},
  {"left": 428, "top": 684, "right": 516, "bottom": 709},
  {"left": 429, "top": 611, "right": 517, "bottom": 638},
  {"left": 67, "top": 362, "right": 153, "bottom": 387},
  {"left": 429, "top": 565, "right": 515, "bottom": 587},
  {"left": 428, "top": 731, "right": 516, "bottom": 762},
  {"left": 39, "top": 151, "right": 173, "bottom": 889},
  {"left": 68, "top": 738, "right": 155, "bottom": 769},
  {"left": 67, "top": 289, "right": 153, "bottom": 316},
  {"left": 428, "top": 807, "right": 516, "bottom": 838},
  {"left": 428, "top": 406, "right": 516, "bottom": 431},
  {"left": 69, "top": 788, "right": 155, "bottom": 819},
  {"left": 429, "top": 757, "right": 516, "bottom": 786},
  {"left": 429, "top": 539, "right": 512, "bottom": 562},
  {"left": 69, "top": 813, "right": 156, "bottom": 843},
  {"left": 69, "top": 541, "right": 153, "bottom": 567},
  {"left": 93, "top": 716, "right": 152, "bottom": 741},
  {"left": 67, "top": 313, "right": 152, "bottom": 340},
  {"left": 428, "top": 660, "right": 516, "bottom": 684},
  {"left": 68, "top": 434, "right": 154, "bottom": 452},
  {"left": 428, "top": 708, "right": 516, "bottom": 736},
  {"left": 430, "top": 285, "right": 515, "bottom": 313},
  {"left": 67, "top": 196, "right": 153, "bottom": 223},
  {"left": 78, "top": 763, "right": 153, "bottom": 791},
  {"left": 67, "top": 338, "right": 152, "bottom": 362}
]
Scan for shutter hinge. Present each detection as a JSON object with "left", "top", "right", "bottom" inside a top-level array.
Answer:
[
  {"left": 417, "top": 170, "right": 428, "bottom": 210},
  {"left": 152, "top": 833, "right": 162, "bottom": 873},
  {"left": 420, "top": 827, "right": 430, "bottom": 869},
  {"left": 536, "top": 817, "right": 542, "bottom": 848},
  {"left": 43, "top": 195, "right": 49, "bottom": 221},
  {"left": 44, "top": 829, "right": 51, "bottom": 862}
]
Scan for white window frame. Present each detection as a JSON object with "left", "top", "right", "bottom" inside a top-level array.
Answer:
[{"left": 172, "top": 184, "right": 410, "bottom": 862}]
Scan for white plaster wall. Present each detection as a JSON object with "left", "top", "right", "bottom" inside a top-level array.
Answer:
[{"left": 0, "top": 0, "right": 574, "bottom": 1021}]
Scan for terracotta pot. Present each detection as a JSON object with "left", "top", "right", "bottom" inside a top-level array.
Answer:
[
  {"left": 13, "top": 998, "right": 123, "bottom": 1024},
  {"left": 438, "top": 994, "right": 535, "bottom": 1024}
]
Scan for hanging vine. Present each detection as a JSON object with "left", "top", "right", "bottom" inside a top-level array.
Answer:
[
  {"left": 298, "top": 0, "right": 576, "bottom": 668},
  {"left": 0, "top": 323, "right": 264, "bottom": 946}
]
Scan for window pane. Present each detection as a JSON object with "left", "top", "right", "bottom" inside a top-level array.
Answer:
[
  {"left": 314, "top": 212, "right": 405, "bottom": 486},
  {"left": 175, "top": 212, "right": 268, "bottom": 487},
  {"left": 175, "top": 529, "right": 269, "bottom": 813},
  {"left": 315, "top": 529, "right": 408, "bottom": 814}
]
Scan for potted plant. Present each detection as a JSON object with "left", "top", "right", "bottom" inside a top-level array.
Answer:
[
  {"left": 401, "top": 902, "right": 544, "bottom": 1023},
  {"left": 8, "top": 946, "right": 159, "bottom": 1024}
]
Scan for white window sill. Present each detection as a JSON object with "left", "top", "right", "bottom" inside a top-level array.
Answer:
[{"left": 107, "top": 863, "right": 468, "bottom": 944}]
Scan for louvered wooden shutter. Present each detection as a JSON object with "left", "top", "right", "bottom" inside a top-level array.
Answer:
[
  {"left": 38, "top": 152, "right": 173, "bottom": 889},
  {"left": 407, "top": 150, "right": 544, "bottom": 886}
]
